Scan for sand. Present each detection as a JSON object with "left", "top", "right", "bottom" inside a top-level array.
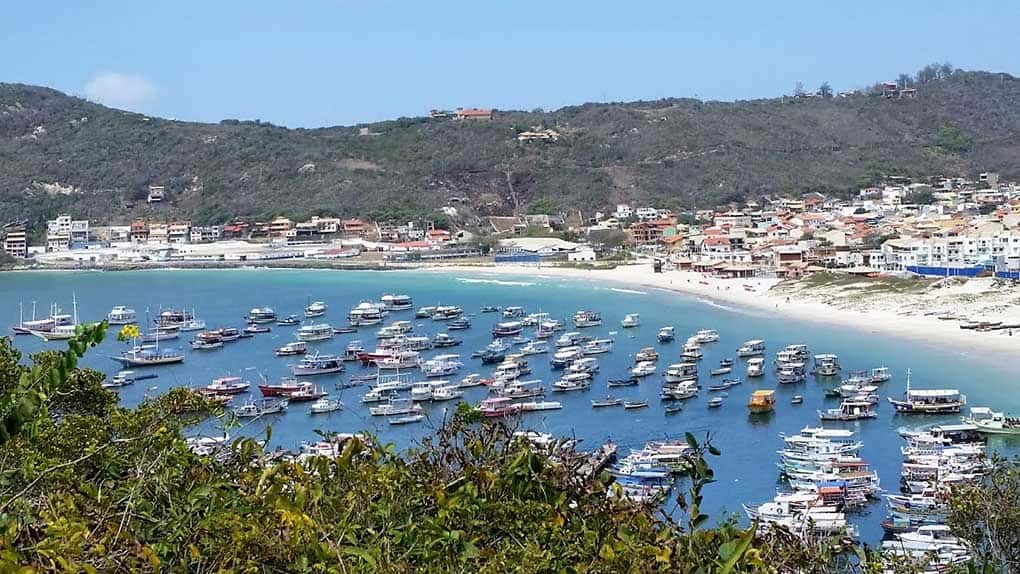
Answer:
[{"left": 423, "top": 263, "right": 1020, "bottom": 357}]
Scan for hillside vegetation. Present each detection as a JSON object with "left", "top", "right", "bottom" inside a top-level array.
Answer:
[{"left": 1, "top": 71, "right": 1019, "bottom": 226}]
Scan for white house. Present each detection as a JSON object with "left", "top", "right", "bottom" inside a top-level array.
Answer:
[
  {"left": 568, "top": 246, "right": 597, "bottom": 262},
  {"left": 614, "top": 204, "right": 634, "bottom": 219}
]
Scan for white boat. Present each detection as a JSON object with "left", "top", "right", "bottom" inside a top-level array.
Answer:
[
  {"left": 888, "top": 370, "right": 966, "bottom": 414},
  {"left": 31, "top": 294, "right": 82, "bottom": 341},
  {"left": 101, "top": 370, "right": 156, "bottom": 389},
  {"left": 661, "top": 381, "right": 698, "bottom": 400},
  {"left": 421, "top": 355, "right": 463, "bottom": 378},
  {"left": 112, "top": 345, "right": 185, "bottom": 367},
  {"left": 962, "top": 406, "right": 1020, "bottom": 435},
  {"left": 635, "top": 347, "right": 658, "bottom": 362},
  {"left": 812, "top": 354, "right": 841, "bottom": 377},
  {"left": 520, "top": 341, "right": 548, "bottom": 355},
  {"left": 233, "top": 398, "right": 288, "bottom": 418},
  {"left": 304, "top": 300, "right": 328, "bottom": 318},
  {"left": 567, "top": 357, "right": 599, "bottom": 374},
  {"left": 550, "top": 346, "right": 584, "bottom": 368},
  {"left": 694, "top": 329, "right": 719, "bottom": 343},
  {"left": 656, "top": 326, "right": 675, "bottom": 343},
  {"left": 410, "top": 380, "right": 449, "bottom": 401},
  {"left": 630, "top": 361, "right": 656, "bottom": 378},
  {"left": 432, "top": 305, "right": 463, "bottom": 321},
  {"left": 246, "top": 307, "right": 276, "bottom": 324},
  {"left": 502, "top": 306, "right": 526, "bottom": 319},
  {"left": 309, "top": 397, "right": 343, "bottom": 414},
  {"left": 376, "top": 351, "right": 420, "bottom": 370},
  {"left": 663, "top": 362, "right": 698, "bottom": 383},
  {"left": 552, "top": 373, "right": 592, "bottom": 392},
  {"left": 370, "top": 398, "right": 422, "bottom": 416},
  {"left": 107, "top": 306, "right": 137, "bottom": 325},
  {"left": 868, "top": 366, "right": 892, "bottom": 383},
  {"left": 388, "top": 413, "right": 425, "bottom": 425},
  {"left": 459, "top": 374, "right": 489, "bottom": 388},
  {"left": 297, "top": 323, "right": 334, "bottom": 342},
  {"left": 555, "top": 331, "right": 584, "bottom": 348},
  {"left": 291, "top": 354, "right": 345, "bottom": 376},
  {"left": 777, "top": 362, "right": 806, "bottom": 384},
  {"left": 572, "top": 310, "right": 602, "bottom": 328},
  {"left": 348, "top": 301, "right": 386, "bottom": 326},
  {"left": 12, "top": 301, "right": 71, "bottom": 335},
  {"left": 380, "top": 294, "right": 413, "bottom": 311},
  {"left": 818, "top": 399, "right": 878, "bottom": 421},
  {"left": 492, "top": 321, "right": 524, "bottom": 337},
  {"left": 736, "top": 339, "right": 765, "bottom": 357},
  {"left": 521, "top": 312, "right": 549, "bottom": 326},
  {"left": 746, "top": 357, "right": 766, "bottom": 377},
  {"left": 275, "top": 341, "right": 308, "bottom": 356},
  {"left": 582, "top": 338, "right": 613, "bottom": 355},
  {"left": 681, "top": 339, "right": 703, "bottom": 360},
  {"left": 431, "top": 383, "right": 465, "bottom": 402},
  {"left": 519, "top": 400, "right": 562, "bottom": 412},
  {"left": 620, "top": 313, "right": 640, "bottom": 328}
]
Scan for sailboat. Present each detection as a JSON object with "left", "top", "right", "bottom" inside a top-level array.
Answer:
[
  {"left": 31, "top": 295, "right": 81, "bottom": 341},
  {"left": 111, "top": 307, "right": 185, "bottom": 367}
]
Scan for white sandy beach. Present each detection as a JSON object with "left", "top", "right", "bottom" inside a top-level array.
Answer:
[{"left": 424, "top": 263, "right": 1020, "bottom": 356}]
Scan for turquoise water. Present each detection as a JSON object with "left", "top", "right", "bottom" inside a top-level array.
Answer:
[{"left": 2, "top": 268, "right": 1017, "bottom": 543}]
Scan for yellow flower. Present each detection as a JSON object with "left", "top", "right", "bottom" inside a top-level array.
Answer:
[{"left": 118, "top": 324, "right": 140, "bottom": 342}]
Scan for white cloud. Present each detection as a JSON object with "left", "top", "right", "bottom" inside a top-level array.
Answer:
[{"left": 84, "top": 71, "right": 158, "bottom": 110}]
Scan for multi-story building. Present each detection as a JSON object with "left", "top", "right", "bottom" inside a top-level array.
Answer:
[
  {"left": 189, "top": 226, "right": 221, "bottom": 243},
  {"left": 148, "top": 223, "right": 169, "bottom": 243},
  {"left": 167, "top": 222, "right": 192, "bottom": 243},
  {"left": 635, "top": 207, "right": 659, "bottom": 221},
  {"left": 3, "top": 227, "right": 27, "bottom": 258},
  {"left": 713, "top": 211, "right": 753, "bottom": 229},
  {"left": 268, "top": 217, "right": 293, "bottom": 238},
  {"left": 147, "top": 185, "right": 165, "bottom": 203},
  {"left": 130, "top": 221, "right": 149, "bottom": 243},
  {"left": 45, "top": 215, "right": 89, "bottom": 251}
]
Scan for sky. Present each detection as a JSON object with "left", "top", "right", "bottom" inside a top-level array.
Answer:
[{"left": 3, "top": 1, "right": 1017, "bottom": 127}]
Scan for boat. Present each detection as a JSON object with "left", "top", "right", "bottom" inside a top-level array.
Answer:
[
  {"left": 258, "top": 378, "right": 306, "bottom": 396},
  {"left": 554, "top": 332, "right": 586, "bottom": 348},
  {"left": 777, "top": 363, "right": 806, "bottom": 384},
  {"left": 380, "top": 294, "right": 413, "bottom": 311},
  {"left": 663, "top": 362, "right": 698, "bottom": 383},
  {"left": 708, "top": 397, "right": 723, "bottom": 408},
  {"left": 178, "top": 315, "right": 206, "bottom": 331},
  {"left": 283, "top": 384, "right": 329, "bottom": 402},
  {"left": 291, "top": 354, "right": 346, "bottom": 376},
  {"left": 582, "top": 338, "right": 613, "bottom": 355},
  {"left": 888, "top": 370, "right": 966, "bottom": 414},
  {"left": 101, "top": 370, "right": 157, "bottom": 389},
  {"left": 552, "top": 373, "right": 592, "bottom": 392},
  {"left": 190, "top": 339, "right": 223, "bottom": 350},
  {"left": 415, "top": 306, "right": 437, "bottom": 318},
  {"left": 635, "top": 347, "right": 658, "bottom": 362},
  {"left": 519, "top": 400, "right": 562, "bottom": 412},
  {"left": 11, "top": 301, "right": 72, "bottom": 335},
  {"left": 791, "top": 395, "right": 804, "bottom": 405},
  {"left": 491, "top": 321, "right": 523, "bottom": 337},
  {"left": 747, "top": 390, "right": 776, "bottom": 414},
  {"left": 154, "top": 309, "right": 194, "bottom": 330},
  {"left": 573, "top": 310, "right": 602, "bottom": 328},
  {"left": 707, "top": 379, "right": 739, "bottom": 392},
  {"left": 421, "top": 355, "right": 463, "bottom": 378},
  {"left": 233, "top": 397, "right": 288, "bottom": 418},
  {"left": 376, "top": 351, "right": 421, "bottom": 370},
  {"left": 665, "top": 404, "right": 683, "bottom": 415},
  {"left": 342, "top": 340, "right": 365, "bottom": 361},
  {"left": 369, "top": 397, "right": 422, "bottom": 417},
  {"left": 140, "top": 329, "right": 179, "bottom": 343},
  {"left": 459, "top": 373, "right": 489, "bottom": 388},
  {"left": 432, "top": 305, "right": 463, "bottom": 321},
  {"left": 592, "top": 397, "right": 623, "bottom": 408},
  {"left": 709, "top": 364, "right": 732, "bottom": 376},
  {"left": 447, "top": 317, "right": 471, "bottom": 330},
  {"left": 681, "top": 339, "right": 703, "bottom": 360},
  {"left": 868, "top": 366, "right": 892, "bottom": 384},
  {"left": 550, "top": 346, "right": 583, "bottom": 368},
  {"left": 31, "top": 294, "right": 82, "bottom": 341},
  {"left": 607, "top": 377, "right": 639, "bottom": 387},
  {"left": 333, "top": 326, "right": 358, "bottom": 334},
  {"left": 694, "top": 329, "right": 719, "bottom": 343},
  {"left": 479, "top": 305, "right": 500, "bottom": 313},
  {"left": 348, "top": 301, "right": 386, "bottom": 326},
  {"left": 746, "top": 357, "right": 766, "bottom": 378},
  {"left": 736, "top": 339, "right": 765, "bottom": 357},
  {"left": 620, "top": 313, "right": 640, "bottom": 328},
  {"left": 112, "top": 345, "right": 185, "bottom": 367},
  {"left": 962, "top": 407, "right": 1020, "bottom": 435},
  {"left": 304, "top": 300, "right": 328, "bottom": 318},
  {"left": 510, "top": 335, "right": 531, "bottom": 346},
  {"left": 661, "top": 381, "right": 698, "bottom": 400},
  {"left": 388, "top": 414, "right": 425, "bottom": 425},
  {"left": 522, "top": 312, "right": 550, "bottom": 327},
  {"left": 520, "top": 341, "right": 548, "bottom": 355},
  {"left": 624, "top": 400, "right": 649, "bottom": 410},
  {"left": 431, "top": 383, "right": 465, "bottom": 402},
  {"left": 309, "top": 397, "right": 344, "bottom": 414},
  {"left": 244, "top": 324, "right": 271, "bottom": 334},
  {"left": 630, "top": 361, "right": 656, "bottom": 378},
  {"left": 656, "top": 326, "right": 675, "bottom": 343},
  {"left": 246, "top": 307, "right": 277, "bottom": 324},
  {"left": 812, "top": 354, "right": 841, "bottom": 377},
  {"left": 205, "top": 376, "right": 251, "bottom": 394},
  {"left": 567, "top": 357, "right": 599, "bottom": 374},
  {"left": 431, "top": 333, "right": 462, "bottom": 348},
  {"left": 106, "top": 306, "right": 137, "bottom": 325},
  {"left": 297, "top": 323, "right": 334, "bottom": 342},
  {"left": 276, "top": 315, "right": 301, "bottom": 326},
  {"left": 377, "top": 321, "right": 413, "bottom": 339},
  {"left": 479, "top": 397, "right": 521, "bottom": 417},
  {"left": 818, "top": 399, "right": 878, "bottom": 421},
  {"left": 275, "top": 341, "right": 308, "bottom": 356},
  {"left": 502, "top": 306, "right": 525, "bottom": 319}
]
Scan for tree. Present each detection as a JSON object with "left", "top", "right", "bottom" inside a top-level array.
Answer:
[
  {"left": 818, "top": 82, "right": 833, "bottom": 98},
  {"left": 916, "top": 64, "right": 939, "bottom": 85},
  {"left": 946, "top": 457, "right": 1020, "bottom": 572},
  {"left": 896, "top": 73, "right": 914, "bottom": 89},
  {"left": 588, "top": 228, "right": 631, "bottom": 252},
  {"left": 938, "top": 62, "right": 955, "bottom": 79},
  {"left": 526, "top": 196, "right": 561, "bottom": 215},
  {"left": 794, "top": 81, "right": 805, "bottom": 96}
]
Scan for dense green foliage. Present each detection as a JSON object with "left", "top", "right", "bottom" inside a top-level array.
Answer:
[
  {"left": 0, "top": 330, "right": 1013, "bottom": 572},
  {"left": 2, "top": 72, "right": 1019, "bottom": 228}
]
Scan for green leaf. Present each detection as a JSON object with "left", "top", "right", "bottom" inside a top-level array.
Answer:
[{"left": 718, "top": 525, "right": 756, "bottom": 574}]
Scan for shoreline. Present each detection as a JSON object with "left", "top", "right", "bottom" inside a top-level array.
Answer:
[{"left": 420, "top": 263, "right": 1020, "bottom": 357}]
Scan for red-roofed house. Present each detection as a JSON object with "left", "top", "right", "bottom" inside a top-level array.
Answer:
[
  {"left": 343, "top": 218, "right": 367, "bottom": 237},
  {"left": 455, "top": 108, "right": 493, "bottom": 121},
  {"left": 427, "top": 229, "right": 451, "bottom": 243}
]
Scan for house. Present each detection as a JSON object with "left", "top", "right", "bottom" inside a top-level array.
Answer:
[
  {"left": 190, "top": 226, "right": 221, "bottom": 243},
  {"left": 148, "top": 223, "right": 169, "bottom": 243},
  {"left": 614, "top": 204, "right": 634, "bottom": 219},
  {"left": 45, "top": 215, "right": 89, "bottom": 251},
  {"left": 309, "top": 216, "right": 341, "bottom": 234},
  {"left": 268, "top": 217, "right": 293, "bottom": 238},
  {"left": 221, "top": 224, "right": 247, "bottom": 240},
  {"left": 105, "top": 226, "right": 132, "bottom": 242},
  {"left": 167, "top": 222, "right": 191, "bottom": 243},
  {"left": 130, "top": 221, "right": 149, "bottom": 243},
  {"left": 3, "top": 227, "right": 27, "bottom": 258},
  {"left": 342, "top": 218, "right": 367, "bottom": 237},
  {"left": 771, "top": 245, "right": 805, "bottom": 267},
  {"left": 635, "top": 207, "right": 659, "bottom": 221},
  {"left": 147, "top": 185, "right": 165, "bottom": 203},
  {"left": 455, "top": 108, "right": 493, "bottom": 121},
  {"left": 713, "top": 211, "right": 752, "bottom": 229},
  {"left": 568, "top": 246, "right": 597, "bottom": 262},
  {"left": 426, "top": 229, "right": 452, "bottom": 243}
]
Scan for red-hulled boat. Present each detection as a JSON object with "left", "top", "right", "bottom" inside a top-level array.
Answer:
[{"left": 258, "top": 378, "right": 305, "bottom": 397}]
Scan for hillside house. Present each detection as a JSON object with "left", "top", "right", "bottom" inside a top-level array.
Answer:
[
  {"left": 3, "top": 227, "right": 27, "bottom": 258},
  {"left": 190, "top": 226, "right": 221, "bottom": 243},
  {"left": 455, "top": 108, "right": 493, "bottom": 121},
  {"left": 130, "top": 222, "right": 149, "bottom": 243},
  {"left": 167, "top": 223, "right": 191, "bottom": 243},
  {"left": 268, "top": 217, "right": 293, "bottom": 238},
  {"left": 147, "top": 185, "right": 165, "bottom": 203},
  {"left": 342, "top": 218, "right": 367, "bottom": 237}
]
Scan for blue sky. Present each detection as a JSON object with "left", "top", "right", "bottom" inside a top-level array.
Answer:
[{"left": 3, "top": 1, "right": 1017, "bottom": 127}]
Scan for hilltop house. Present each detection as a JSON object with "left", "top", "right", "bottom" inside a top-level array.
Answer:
[
  {"left": 455, "top": 108, "right": 493, "bottom": 121},
  {"left": 147, "top": 185, "right": 165, "bottom": 204}
]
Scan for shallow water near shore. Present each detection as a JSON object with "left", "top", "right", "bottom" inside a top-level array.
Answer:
[{"left": 3, "top": 268, "right": 1018, "bottom": 544}]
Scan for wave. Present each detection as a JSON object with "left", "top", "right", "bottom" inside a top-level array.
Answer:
[
  {"left": 694, "top": 297, "right": 741, "bottom": 313},
  {"left": 608, "top": 287, "right": 647, "bottom": 295},
  {"left": 455, "top": 277, "right": 536, "bottom": 287}
]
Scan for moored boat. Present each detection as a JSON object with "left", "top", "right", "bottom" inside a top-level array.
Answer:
[
  {"left": 304, "top": 300, "right": 328, "bottom": 318},
  {"left": 888, "top": 370, "right": 966, "bottom": 414},
  {"left": 297, "top": 322, "right": 334, "bottom": 342},
  {"left": 656, "top": 326, "right": 675, "bottom": 343},
  {"left": 620, "top": 313, "right": 640, "bottom": 328},
  {"left": 275, "top": 341, "right": 308, "bottom": 356},
  {"left": 380, "top": 294, "right": 413, "bottom": 311},
  {"left": 233, "top": 397, "right": 288, "bottom": 418},
  {"left": 736, "top": 339, "right": 765, "bottom": 357},
  {"left": 573, "top": 310, "right": 602, "bottom": 328},
  {"left": 747, "top": 390, "right": 776, "bottom": 414},
  {"left": 107, "top": 306, "right": 137, "bottom": 325},
  {"left": 309, "top": 397, "right": 344, "bottom": 414},
  {"left": 291, "top": 354, "right": 346, "bottom": 376},
  {"left": 246, "top": 307, "right": 277, "bottom": 324},
  {"left": 962, "top": 406, "right": 1020, "bottom": 434}
]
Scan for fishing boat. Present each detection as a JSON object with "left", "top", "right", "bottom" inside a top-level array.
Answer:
[
  {"left": 694, "top": 329, "right": 719, "bottom": 343},
  {"left": 665, "top": 404, "right": 684, "bottom": 415},
  {"left": 620, "top": 313, "right": 641, "bottom": 328},
  {"left": 681, "top": 339, "right": 703, "bottom": 360},
  {"left": 297, "top": 322, "right": 334, "bottom": 342},
  {"left": 746, "top": 357, "right": 766, "bottom": 378},
  {"left": 233, "top": 397, "right": 288, "bottom": 418},
  {"left": 624, "top": 400, "right": 649, "bottom": 410},
  {"left": 868, "top": 366, "right": 892, "bottom": 384},
  {"left": 502, "top": 306, "right": 526, "bottom": 319},
  {"left": 101, "top": 370, "right": 157, "bottom": 389},
  {"left": 812, "top": 354, "right": 841, "bottom": 377},
  {"left": 283, "top": 384, "right": 329, "bottom": 402},
  {"left": 431, "top": 383, "right": 465, "bottom": 402},
  {"left": 747, "top": 390, "right": 776, "bottom": 414},
  {"left": 552, "top": 373, "right": 592, "bottom": 392},
  {"left": 275, "top": 341, "right": 307, "bottom": 356},
  {"left": 370, "top": 397, "right": 422, "bottom": 417},
  {"left": 582, "top": 338, "right": 613, "bottom": 355},
  {"left": 661, "top": 381, "right": 698, "bottom": 400},
  {"left": 304, "top": 300, "right": 328, "bottom": 318},
  {"left": 520, "top": 341, "right": 548, "bottom": 355},
  {"left": 432, "top": 305, "right": 463, "bottom": 321},
  {"left": 479, "top": 305, "right": 500, "bottom": 313},
  {"left": 572, "top": 310, "right": 602, "bottom": 328},
  {"left": 630, "top": 361, "right": 656, "bottom": 377},
  {"left": 246, "top": 307, "right": 277, "bottom": 324},
  {"left": 888, "top": 370, "right": 966, "bottom": 414},
  {"left": 791, "top": 395, "right": 804, "bottom": 405},
  {"left": 276, "top": 315, "right": 301, "bottom": 326},
  {"left": 291, "top": 354, "right": 346, "bottom": 376},
  {"left": 381, "top": 294, "right": 413, "bottom": 311},
  {"left": 656, "top": 326, "right": 675, "bottom": 343},
  {"left": 112, "top": 345, "right": 185, "bottom": 367},
  {"left": 205, "top": 376, "right": 251, "bottom": 394},
  {"left": 107, "top": 306, "right": 137, "bottom": 325},
  {"left": 635, "top": 347, "right": 658, "bottom": 362},
  {"left": 962, "top": 407, "right": 1020, "bottom": 435},
  {"left": 431, "top": 333, "right": 462, "bottom": 348},
  {"left": 709, "top": 363, "right": 732, "bottom": 376},
  {"left": 663, "top": 362, "right": 698, "bottom": 383},
  {"left": 491, "top": 321, "right": 523, "bottom": 337},
  {"left": 736, "top": 339, "right": 765, "bottom": 357},
  {"left": 818, "top": 399, "right": 878, "bottom": 421},
  {"left": 309, "top": 397, "right": 343, "bottom": 414},
  {"left": 244, "top": 324, "right": 271, "bottom": 334},
  {"left": 348, "top": 301, "right": 386, "bottom": 326},
  {"left": 708, "top": 397, "right": 723, "bottom": 408},
  {"left": 448, "top": 317, "right": 471, "bottom": 330},
  {"left": 592, "top": 397, "right": 623, "bottom": 408},
  {"left": 190, "top": 339, "right": 223, "bottom": 350},
  {"left": 608, "top": 377, "right": 639, "bottom": 387},
  {"left": 389, "top": 413, "right": 425, "bottom": 425},
  {"left": 258, "top": 378, "right": 306, "bottom": 396}
]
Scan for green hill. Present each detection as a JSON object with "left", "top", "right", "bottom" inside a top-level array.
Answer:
[{"left": 2, "top": 71, "right": 1019, "bottom": 227}]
